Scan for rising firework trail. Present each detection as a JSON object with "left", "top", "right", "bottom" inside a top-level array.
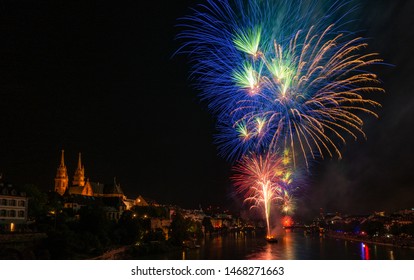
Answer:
[{"left": 232, "top": 152, "right": 291, "bottom": 237}]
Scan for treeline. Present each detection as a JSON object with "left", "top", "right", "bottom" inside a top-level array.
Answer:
[{"left": 0, "top": 185, "right": 205, "bottom": 259}]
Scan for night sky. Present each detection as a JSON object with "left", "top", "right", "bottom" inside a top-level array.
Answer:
[{"left": 0, "top": 0, "right": 412, "bottom": 219}]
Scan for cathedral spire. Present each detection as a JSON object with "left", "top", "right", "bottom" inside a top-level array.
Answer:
[
  {"left": 60, "top": 150, "right": 65, "bottom": 167},
  {"left": 77, "top": 152, "right": 82, "bottom": 169},
  {"left": 72, "top": 152, "right": 85, "bottom": 187},
  {"left": 55, "top": 150, "right": 68, "bottom": 195}
]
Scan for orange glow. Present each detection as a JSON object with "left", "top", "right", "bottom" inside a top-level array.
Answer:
[{"left": 282, "top": 216, "right": 293, "bottom": 227}]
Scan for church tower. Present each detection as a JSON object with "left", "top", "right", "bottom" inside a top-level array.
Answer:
[
  {"left": 72, "top": 152, "right": 85, "bottom": 187},
  {"left": 54, "top": 150, "right": 69, "bottom": 195}
]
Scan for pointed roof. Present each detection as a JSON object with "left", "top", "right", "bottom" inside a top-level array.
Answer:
[
  {"left": 55, "top": 149, "right": 68, "bottom": 177},
  {"left": 103, "top": 177, "right": 124, "bottom": 196},
  {"left": 60, "top": 150, "right": 65, "bottom": 167},
  {"left": 72, "top": 152, "right": 85, "bottom": 187},
  {"left": 77, "top": 152, "right": 82, "bottom": 169}
]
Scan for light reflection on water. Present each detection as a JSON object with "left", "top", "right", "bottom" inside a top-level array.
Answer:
[
  {"left": 245, "top": 231, "right": 412, "bottom": 260},
  {"left": 390, "top": 250, "right": 394, "bottom": 260},
  {"left": 361, "top": 243, "right": 370, "bottom": 260},
  {"left": 148, "top": 230, "right": 414, "bottom": 260}
]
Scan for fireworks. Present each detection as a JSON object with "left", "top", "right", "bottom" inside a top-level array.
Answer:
[
  {"left": 178, "top": 0, "right": 384, "bottom": 233},
  {"left": 178, "top": 0, "right": 383, "bottom": 165},
  {"left": 232, "top": 152, "right": 292, "bottom": 236},
  {"left": 230, "top": 28, "right": 383, "bottom": 168}
]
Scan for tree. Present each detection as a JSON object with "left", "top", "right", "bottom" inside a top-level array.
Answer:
[
  {"left": 401, "top": 223, "right": 414, "bottom": 236},
  {"left": 169, "top": 211, "right": 190, "bottom": 246},
  {"left": 202, "top": 217, "right": 214, "bottom": 233},
  {"left": 22, "top": 184, "right": 48, "bottom": 220},
  {"left": 360, "top": 221, "right": 385, "bottom": 236},
  {"left": 78, "top": 206, "right": 110, "bottom": 235},
  {"left": 115, "top": 210, "right": 145, "bottom": 245},
  {"left": 132, "top": 206, "right": 169, "bottom": 219}
]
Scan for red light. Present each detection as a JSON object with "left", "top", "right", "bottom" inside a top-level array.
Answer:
[{"left": 282, "top": 216, "right": 293, "bottom": 227}]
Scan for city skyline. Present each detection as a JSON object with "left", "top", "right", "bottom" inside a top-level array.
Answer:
[{"left": 0, "top": 0, "right": 413, "bottom": 219}]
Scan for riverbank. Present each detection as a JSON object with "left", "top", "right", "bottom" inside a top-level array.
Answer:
[
  {"left": 326, "top": 231, "right": 414, "bottom": 250},
  {"left": 91, "top": 241, "right": 185, "bottom": 260},
  {"left": 0, "top": 233, "right": 47, "bottom": 244},
  {"left": 90, "top": 245, "right": 130, "bottom": 260}
]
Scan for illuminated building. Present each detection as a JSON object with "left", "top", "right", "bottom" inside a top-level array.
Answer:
[
  {"left": 53, "top": 151, "right": 150, "bottom": 218},
  {"left": 54, "top": 150, "right": 68, "bottom": 196},
  {"left": 72, "top": 152, "right": 85, "bottom": 187},
  {"left": 54, "top": 150, "right": 122, "bottom": 198},
  {"left": 0, "top": 179, "right": 28, "bottom": 232},
  {"left": 123, "top": 195, "right": 149, "bottom": 209},
  {"left": 54, "top": 151, "right": 93, "bottom": 196}
]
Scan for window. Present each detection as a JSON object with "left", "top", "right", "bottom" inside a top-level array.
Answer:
[
  {"left": 0, "top": 199, "right": 7, "bottom": 206},
  {"left": 9, "top": 200, "right": 16, "bottom": 206},
  {"left": 0, "top": 210, "right": 6, "bottom": 217},
  {"left": 9, "top": 210, "right": 16, "bottom": 217},
  {"left": 18, "top": 200, "right": 25, "bottom": 207},
  {"left": 18, "top": 210, "right": 25, "bottom": 218}
]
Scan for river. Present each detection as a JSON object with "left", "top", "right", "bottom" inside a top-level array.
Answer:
[{"left": 142, "top": 230, "right": 414, "bottom": 260}]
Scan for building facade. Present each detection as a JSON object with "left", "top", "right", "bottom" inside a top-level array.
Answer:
[{"left": 0, "top": 181, "right": 28, "bottom": 232}]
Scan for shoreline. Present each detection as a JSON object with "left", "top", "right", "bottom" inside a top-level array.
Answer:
[{"left": 325, "top": 232, "right": 414, "bottom": 250}]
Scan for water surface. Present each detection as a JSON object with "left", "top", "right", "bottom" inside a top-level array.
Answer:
[{"left": 144, "top": 230, "right": 414, "bottom": 260}]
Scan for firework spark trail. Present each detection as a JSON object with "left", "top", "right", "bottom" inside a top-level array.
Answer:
[
  {"left": 232, "top": 152, "right": 291, "bottom": 236},
  {"left": 178, "top": 0, "right": 384, "bottom": 165}
]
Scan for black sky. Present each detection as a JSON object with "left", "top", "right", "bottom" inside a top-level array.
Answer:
[{"left": 0, "top": 0, "right": 413, "bottom": 218}]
